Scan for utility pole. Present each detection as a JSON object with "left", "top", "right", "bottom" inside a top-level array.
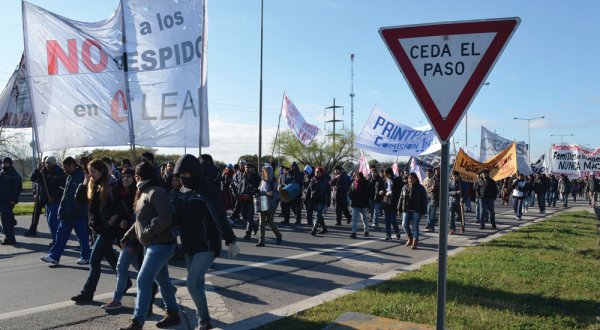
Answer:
[
  {"left": 349, "top": 53, "right": 355, "bottom": 141},
  {"left": 325, "top": 98, "right": 343, "bottom": 149}
]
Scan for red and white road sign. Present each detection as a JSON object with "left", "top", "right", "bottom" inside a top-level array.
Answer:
[{"left": 380, "top": 18, "right": 520, "bottom": 142}]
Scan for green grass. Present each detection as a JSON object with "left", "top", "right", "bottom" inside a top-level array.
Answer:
[
  {"left": 13, "top": 202, "right": 34, "bottom": 216},
  {"left": 262, "top": 211, "right": 600, "bottom": 330},
  {"left": 22, "top": 180, "right": 32, "bottom": 190}
]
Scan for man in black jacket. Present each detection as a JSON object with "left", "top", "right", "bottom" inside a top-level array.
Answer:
[
  {"left": 0, "top": 157, "right": 22, "bottom": 245},
  {"left": 475, "top": 169, "right": 498, "bottom": 229},
  {"left": 30, "top": 156, "right": 66, "bottom": 246}
]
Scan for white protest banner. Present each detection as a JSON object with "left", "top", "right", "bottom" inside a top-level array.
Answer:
[
  {"left": 0, "top": 55, "right": 33, "bottom": 128},
  {"left": 479, "top": 126, "right": 531, "bottom": 175},
  {"left": 355, "top": 106, "right": 441, "bottom": 156},
  {"left": 281, "top": 94, "right": 320, "bottom": 146},
  {"left": 550, "top": 144, "right": 600, "bottom": 178},
  {"left": 23, "top": 2, "right": 130, "bottom": 152},
  {"left": 409, "top": 156, "right": 426, "bottom": 182},
  {"left": 122, "top": 0, "right": 208, "bottom": 148}
]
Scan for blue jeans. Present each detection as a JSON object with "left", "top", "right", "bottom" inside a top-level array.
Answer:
[
  {"left": 561, "top": 192, "right": 569, "bottom": 207},
  {"left": 480, "top": 199, "right": 496, "bottom": 228},
  {"left": 370, "top": 201, "right": 381, "bottom": 227},
  {"left": 185, "top": 251, "right": 215, "bottom": 327},
  {"left": 48, "top": 217, "right": 90, "bottom": 261},
  {"left": 0, "top": 203, "right": 16, "bottom": 242},
  {"left": 402, "top": 211, "right": 421, "bottom": 240},
  {"left": 384, "top": 208, "right": 400, "bottom": 237},
  {"left": 311, "top": 203, "right": 326, "bottom": 232},
  {"left": 351, "top": 207, "right": 369, "bottom": 234},
  {"left": 113, "top": 246, "right": 141, "bottom": 302},
  {"left": 426, "top": 200, "right": 438, "bottom": 228},
  {"left": 463, "top": 195, "right": 472, "bottom": 211},
  {"left": 449, "top": 202, "right": 461, "bottom": 230},
  {"left": 82, "top": 234, "right": 118, "bottom": 295},
  {"left": 134, "top": 243, "right": 179, "bottom": 324},
  {"left": 476, "top": 198, "right": 486, "bottom": 223},
  {"left": 513, "top": 197, "right": 524, "bottom": 218},
  {"left": 45, "top": 202, "right": 60, "bottom": 241}
]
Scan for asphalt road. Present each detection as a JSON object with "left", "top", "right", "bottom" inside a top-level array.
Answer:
[{"left": 0, "top": 199, "right": 588, "bottom": 329}]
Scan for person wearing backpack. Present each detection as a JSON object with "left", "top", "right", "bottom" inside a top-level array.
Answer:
[{"left": 254, "top": 164, "right": 283, "bottom": 246}]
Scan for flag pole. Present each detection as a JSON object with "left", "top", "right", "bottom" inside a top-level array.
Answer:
[
  {"left": 271, "top": 92, "right": 285, "bottom": 158},
  {"left": 119, "top": 0, "right": 136, "bottom": 162},
  {"left": 199, "top": 0, "right": 208, "bottom": 156},
  {"left": 258, "top": 0, "right": 264, "bottom": 166}
]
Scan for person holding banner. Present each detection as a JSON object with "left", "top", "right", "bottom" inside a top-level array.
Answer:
[
  {"left": 381, "top": 168, "right": 402, "bottom": 241},
  {"left": 511, "top": 173, "right": 527, "bottom": 220},
  {"left": 398, "top": 172, "right": 427, "bottom": 249}
]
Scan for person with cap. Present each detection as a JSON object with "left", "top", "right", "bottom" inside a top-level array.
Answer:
[
  {"left": 30, "top": 155, "right": 66, "bottom": 246},
  {"left": 169, "top": 154, "right": 239, "bottom": 330},
  {"left": 281, "top": 162, "right": 304, "bottom": 225},
  {"left": 331, "top": 165, "right": 352, "bottom": 226},
  {"left": 0, "top": 157, "right": 22, "bottom": 245},
  {"left": 41, "top": 157, "right": 90, "bottom": 264},
  {"left": 302, "top": 165, "right": 314, "bottom": 227}
]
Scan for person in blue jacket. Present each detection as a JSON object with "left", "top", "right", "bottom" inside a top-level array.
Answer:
[
  {"left": 41, "top": 157, "right": 90, "bottom": 265},
  {"left": 0, "top": 157, "right": 22, "bottom": 245}
]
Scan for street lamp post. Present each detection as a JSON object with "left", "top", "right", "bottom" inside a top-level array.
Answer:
[
  {"left": 550, "top": 133, "right": 574, "bottom": 143},
  {"left": 514, "top": 116, "right": 544, "bottom": 163}
]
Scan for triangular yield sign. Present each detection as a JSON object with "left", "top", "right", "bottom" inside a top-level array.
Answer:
[{"left": 380, "top": 18, "right": 520, "bottom": 142}]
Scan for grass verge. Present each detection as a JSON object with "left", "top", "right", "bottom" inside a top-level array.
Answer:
[
  {"left": 14, "top": 202, "right": 34, "bottom": 216},
  {"left": 262, "top": 211, "right": 600, "bottom": 330}
]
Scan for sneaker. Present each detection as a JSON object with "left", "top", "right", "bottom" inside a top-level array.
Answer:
[
  {"left": 1, "top": 240, "right": 16, "bottom": 246},
  {"left": 317, "top": 228, "right": 328, "bottom": 234},
  {"left": 255, "top": 242, "right": 265, "bottom": 247},
  {"left": 101, "top": 300, "right": 122, "bottom": 310},
  {"left": 119, "top": 318, "right": 142, "bottom": 330},
  {"left": 449, "top": 229, "right": 455, "bottom": 235},
  {"left": 76, "top": 258, "right": 89, "bottom": 265},
  {"left": 349, "top": 233, "right": 357, "bottom": 239},
  {"left": 363, "top": 231, "right": 369, "bottom": 237},
  {"left": 385, "top": 235, "right": 392, "bottom": 241},
  {"left": 71, "top": 293, "right": 93, "bottom": 303},
  {"left": 196, "top": 322, "right": 214, "bottom": 330},
  {"left": 41, "top": 255, "right": 59, "bottom": 265},
  {"left": 276, "top": 236, "right": 282, "bottom": 245},
  {"left": 395, "top": 233, "right": 401, "bottom": 239},
  {"left": 156, "top": 310, "right": 181, "bottom": 328},
  {"left": 426, "top": 227, "right": 434, "bottom": 232}
]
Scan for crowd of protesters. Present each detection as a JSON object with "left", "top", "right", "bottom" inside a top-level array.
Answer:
[{"left": 1, "top": 151, "right": 599, "bottom": 329}]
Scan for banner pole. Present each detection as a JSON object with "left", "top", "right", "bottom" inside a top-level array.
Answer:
[
  {"left": 271, "top": 92, "right": 285, "bottom": 158},
  {"left": 119, "top": 0, "right": 136, "bottom": 162},
  {"left": 436, "top": 141, "right": 449, "bottom": 330}
]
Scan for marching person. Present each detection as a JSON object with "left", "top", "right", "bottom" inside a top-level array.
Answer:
[
  {"left": 476, "top": 169, "right": 498, "bottom": 229},
  {"left": 30, "top": 155, "right": 66, "bottom": 246},
  {"left": 511, "top": 173, "right": 527, "bottom": 220},
  {"left": 254, "top": 163, "right": 282, "bottom": 246},
  {"left": 398, "top": 172, "right": 427, "bottom": 249},
  {"left": 331, "top": 165, "right": 352, "bottom": 225},
  {"left": 381, "top": 167, "right": 402, "bottom": 241},
  {"left": 368, "top": 165, "right": 384, "bottom": 230},
  {"left": 71, "top": 159, "right": 121, "bottom": 303},
  {"left": 423, "top": 168, "right": 439, "bottom": 232},
  {"left": 41, "top": 157, "right": 90, "bottom": 265},
  {"left": 308, "top": 167, "right": 331, "bottom": 236},
  {"left": 281, "top": 162, "right": 304, "bottom": 225},
  {"left": 533, "top": 173, "right": 549, "bottom": 214},
  {"left": 448, "top": 171, "right": 463, "bottom": 235},
  {"left": 232, "top": 160, "right": 259, "bottom": 238},
  {"left": 349, "top": 172, "right": 370, "bottom": 238},
  {"left": 0, "top": 157, "right": 22, "bottom": 245},
  {"left": 172, "top": 154, "right": 240, "bottom": 330},
  {"left": 119, "top": 162, "right": 180, "bottom": 329},
  {"left": 302, "top": 165, "right": 314, "bottom": 227}
]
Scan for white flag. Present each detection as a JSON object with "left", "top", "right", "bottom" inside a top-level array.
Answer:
[
  {"left": 359, "top": 150, "right": 369, "bottom": 177},
  {"left": 281, "top": 94, "right": 320, "bottom": 146},
  {"left": 0, "top": 55, "right": 33, "bottom": 128},
  {"left": 355, "top": 106, "right": 441, "bottom": 156},
  {"left": 479, "top": 126, "right": 531, "bottom": 175}
]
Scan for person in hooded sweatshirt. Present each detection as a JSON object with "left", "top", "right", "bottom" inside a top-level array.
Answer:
[
  {"left": 254, "top": 163, "right": 283, "bottom": 247},
  {"left": 172, "top": 154, "right": 240, "bottom": 330}
]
